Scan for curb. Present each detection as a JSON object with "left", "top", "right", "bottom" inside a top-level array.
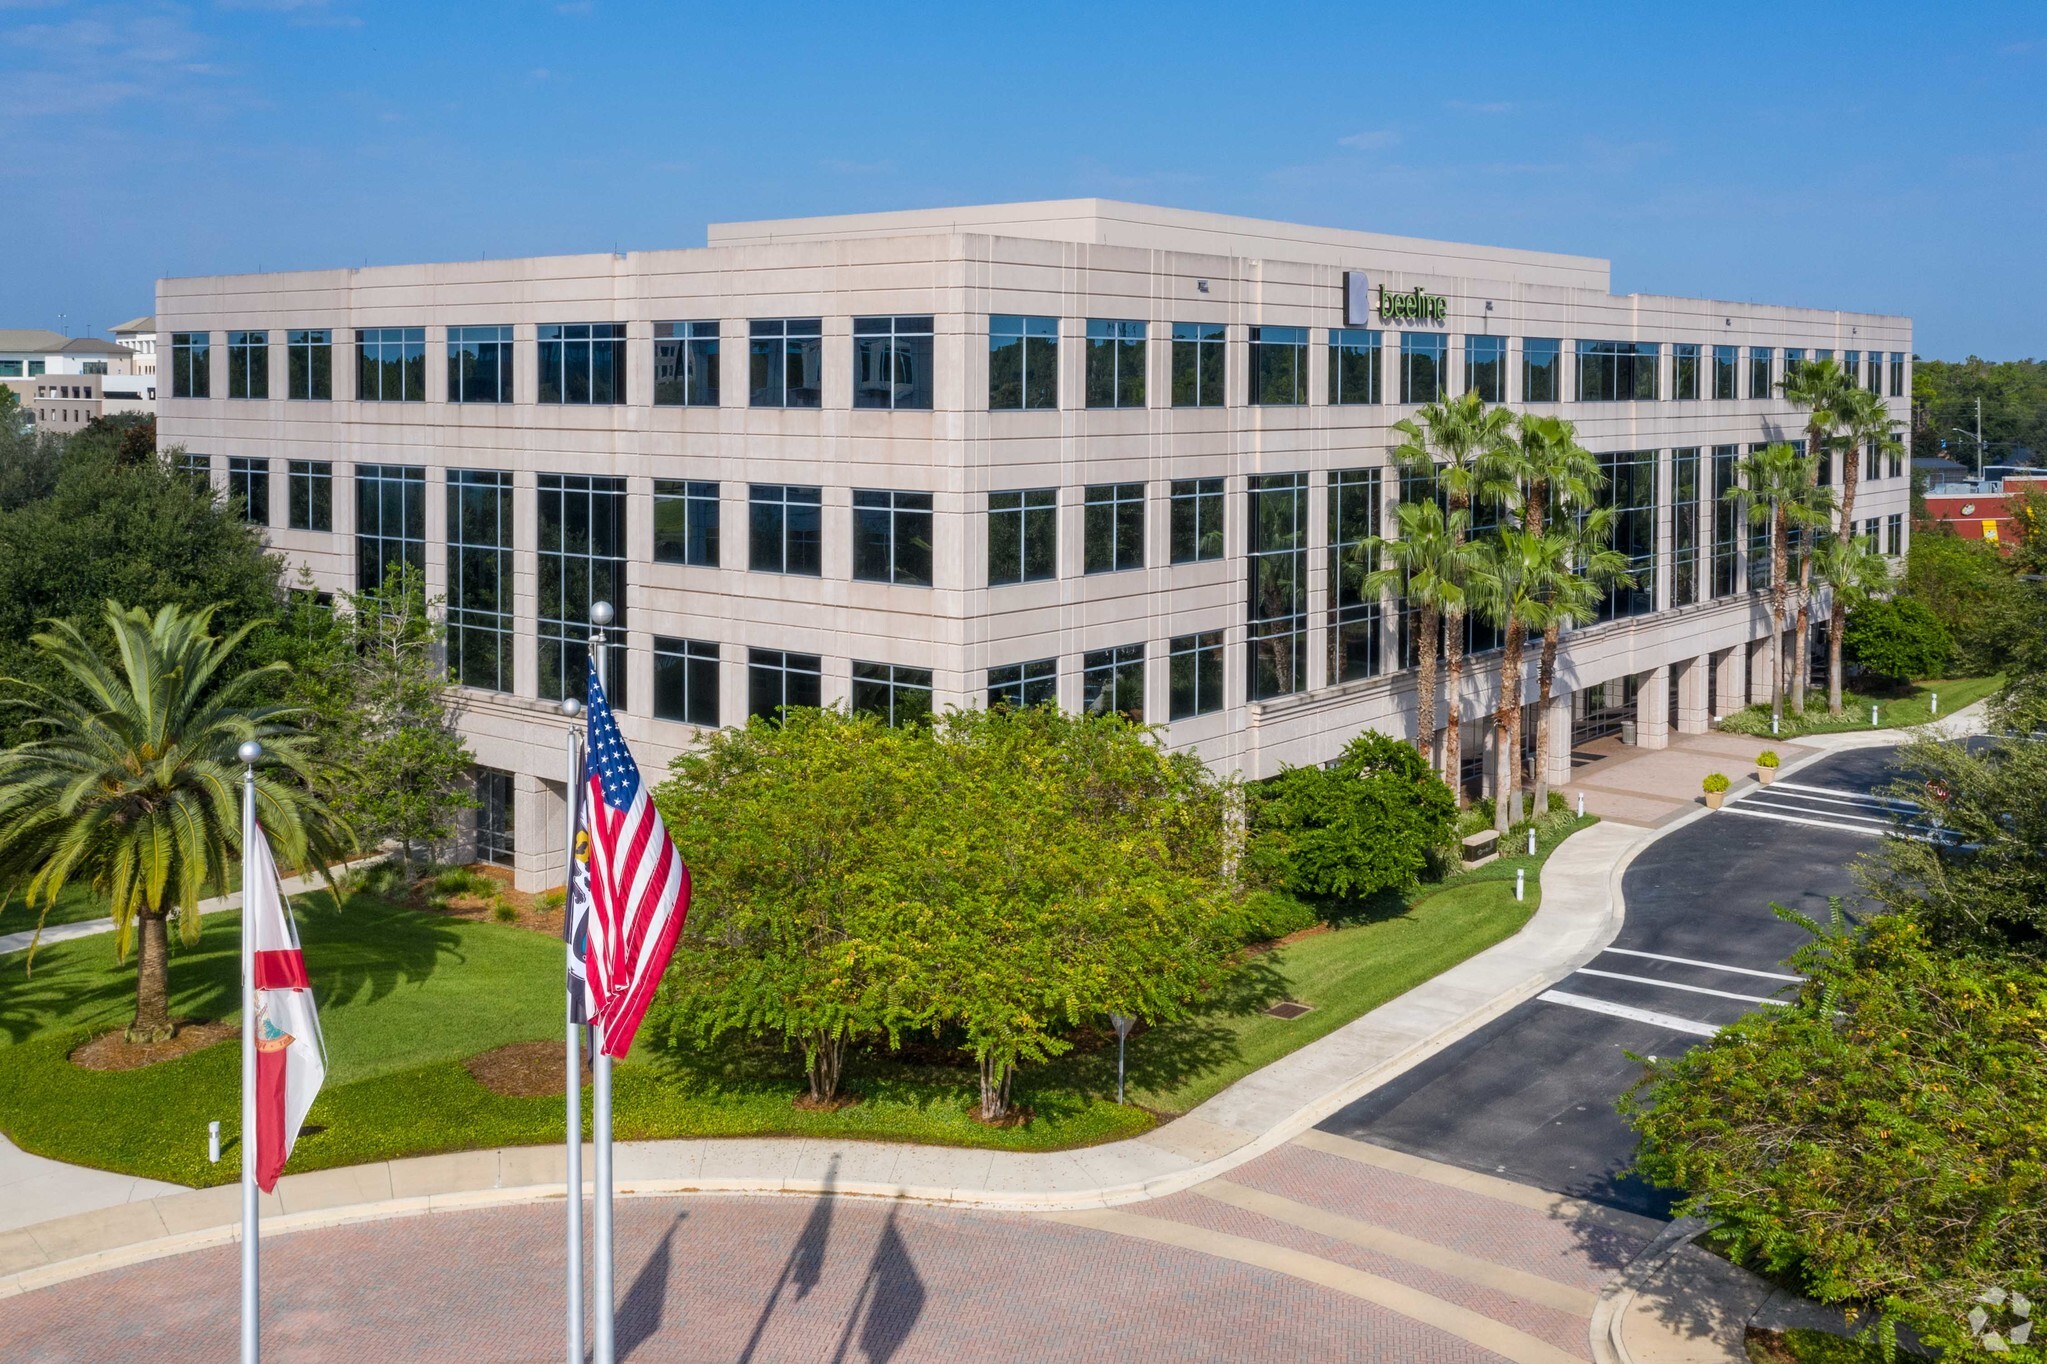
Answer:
[{"left": 1590, "top": 1216, "right": 1712, "bottom": 1364}]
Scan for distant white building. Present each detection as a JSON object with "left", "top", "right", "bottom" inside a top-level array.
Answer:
[
  {"left": 0, "top": 328, "right": 153, "bottom": 430},
  {"left": 111, "top": 315, "right": 158, "bottom": 379}
]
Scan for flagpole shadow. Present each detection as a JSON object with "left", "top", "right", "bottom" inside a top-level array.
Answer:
[
  {"left": 736, "top": 1155, "right": 840, "bottom": 1364},
  {"left": 616, "top": 1209, "right": 687, "bottom": 1362},
  {"left": 829, "top": 1205, "right": 927, "bottom": 1364}
]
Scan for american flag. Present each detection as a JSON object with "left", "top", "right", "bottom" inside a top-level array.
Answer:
[{"left": 580, "top": 656, "right": 691, "bottom": 1058}]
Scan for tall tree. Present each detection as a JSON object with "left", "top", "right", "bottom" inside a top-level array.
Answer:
[
  {"left": 1528, "top": 503, "right": 1630, "bottom": 814},
  {"left": 1787, "top": 469, "right": 1839, "bottom": 715},
  {"left": 1729, "top": 443, "right": 1818, "bottom": 727},
  {"left": 1389, "top": 391, "right": 1515, "bottom": 796},
  {"left": 0, "top": 604, "right": 347, "bottom": 1040},
  {"left": 1468, "top": 528, "right": 1561, "bottom": 831},
  {"left": 1359, "top": 499, "right": 1470, "bottom": 775},
  {"left": 1779, "top": 359, "right": 1851, "bottom": 713},
  {"left": 1810, "top": 534, "right": 1893, "bottom": 715}
]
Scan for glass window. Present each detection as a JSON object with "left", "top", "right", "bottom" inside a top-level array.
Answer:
[
  {"left": 988, "top": 658, "right": 1057, "bottom": 709},
  {"left": 1328, "top": 329, "right": 1382, "bottom": 405},
  {"left": 537, "top": 473, "right": 628, "bottom": 707},
  {"left": 447, "top": 469, "right": 514, "bottom": 692},
  {"left": 475, "top": 768, "right": 514, "bottom": 866},
  {"left": 0, "top": 361, "right": 19, "bottom": 377},
  {"left": 653, "top": 637, "right": 719, "bottom": 728},
  {"left": 988, "top": 488, "right": 1056, "bottom": 585},
  {"left": 1399, "top": 333, "right": 1447, "bottom": 404},
  {"left": 537, "top": 323, "right": 626, "bottom": 405},
  {"left": 1703, "top": 346, "right": 1735, "bottom": 399},
  {"left": 356, "top": 327, "right": 426, "bottom": 402},
  {"left": 1081, "top": 644, "right": 1146, "bottom": 722},
  {"left": 1083, "top": 482, "right": 1145, "bottom": 574},
  {"left": 1887, "top": 514, "right": 1902, "bottom": 557},
  {"left": 749, "top": 318, "right": 823, "bottom": 408},
  {"left": 1887, "top": 439, "right": 1904, "bottom": 481},
  {"left": 226, "top": 456, "right": 269, "bottom": 525},
  {"left": 1247, "top": 326, "right": 1308, "bottom": 405},
  {"left": 448, "top": 325, "right": 514, "bottom": 404},
  {"left": 171, "top": 332, "right": 209, "bottom": 398},
  {"left": 1746, "top": 443, "right": 1774, "bottom": 591},
  {"left": 177, "top": 451, "right": 212, "bottom": 484},
  {"left": 1671, "top": 343, "right": 1700, "bottom": 401},
  {"left": 287, "top": 460, "right": 332, "bottom": 531},
  {"left": 851, "top": 661, "right": 932, "bottom": 728},
  {"left": 1783, "top": 348, "right": 1806, "bottom": 380},
  {"left": 1248, "top": 471, "right": 1308, "bottom": 699},
  {"left": 654, "top": 321, "right": 719, "bottom": 407},
  {"left": 748, "top": 648, "right": 822, "bottom": 723},
  {"left": 1328, "top": 468, "right": 1382, "bottom": 683},
  {"left": 355, "top": 463, "right": 426, "bottom": 590},
  {"left": 1085, "top": 319, "right": 1146, "bottom": 408},
  {"left": 1596, "top": 450, "right": 1657, "bottom": 620},
  {"left": 1463, "top": 335, "right": 1505, "bottom": 403},
  {"left": 853, "top": 315, "right": 934, "bottom": 410},
  {"left": 1171, "top": 321, "right": 1227, "bottom": 408},
  {"left": 287, "top": 329, "right": 331, "bottom": 401},
  {"left": 1169, "top": 477, "right": 1225, "bottom": 564},
  {"left": 227, "top": 331, "right": 268, "bottom": 400},
  {"left": 1864, "top": 437, "right": 1881, "bottom": 484},
  {"left": 1169, "top": 631, "right": 1224, "bottom": 720},
  {"left": 748, "top": 484, "right": 823, "bottom": 576},
  {"left": 653, "top": 479, "right": 719, "bottom": 567},
  {"left": 1576, "top": 341, "right": 1660, "bottom": 402},
  {"left": 989, "top": 314, "right": 1057, "bottom": 410},
  {"left": 852, "top": 489, "right": 934, "bottom": 586},
  {"left": 1522, "top": 338, "right": 1561, "bottom": 403},
  {"left": 1749, "top": 347, "right": 1773, "bottom": 400},
  {"left": 1670, "top": 448, "right": 1700, "bottom": 608},
  {"left": 1843, "top": 350, "right": 1861, "bottom": 389},
  {"left": 1889, "top": 352, "right": 1904, "bottom": 398}
]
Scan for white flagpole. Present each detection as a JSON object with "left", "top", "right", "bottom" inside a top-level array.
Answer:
[
  {"left": 559, "top": 698, "right": 585, "bottom": 1364},
  {"left": 588, "top": 601, "right": 616, "bottom": 1364},
  {"left": 238, "top": 739, "right": 263, "bottom": 1364}
]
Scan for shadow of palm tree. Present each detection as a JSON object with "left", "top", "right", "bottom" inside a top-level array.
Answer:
[
  {"left": 296, "top": 895, "right": 465, "bottom": 1010},
  {"left": 617, "top": 1209, "right": 687, "bottom": 1361}
]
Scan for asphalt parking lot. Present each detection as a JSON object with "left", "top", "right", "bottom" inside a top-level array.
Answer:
[{"left": 1318, "top": 744, "right": 1917, "bottom": 1220}]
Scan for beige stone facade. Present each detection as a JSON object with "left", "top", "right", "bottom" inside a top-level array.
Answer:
[{"left": 154, "top": 200, "right": 1912, "bottom": 888}]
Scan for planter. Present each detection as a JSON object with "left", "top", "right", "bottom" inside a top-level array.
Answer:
[
  {"left": 1705, "top": 789, "right": 1726, "bottom": 810},
  {"left": 1758, "top": 767, "right": 1776, "bottom": 786}
]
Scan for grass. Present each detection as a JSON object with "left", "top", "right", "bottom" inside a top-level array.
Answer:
[
  {"left": 1746, "top": 1327, "right": 1891, "bottom": 1364},
  {"left": 0, "top": 819, "right": 1595, "bottom": 1188},
  {"left": 1717, "top": 674, "right": 2004, "bottom": 739}
]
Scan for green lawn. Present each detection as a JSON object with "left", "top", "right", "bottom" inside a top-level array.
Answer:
[
  {"left": 1717, "top": 674, "right": 2004, "bottom": 739},
  {"left": 2, "top": 883, "right": 116, "bottom": 934},
  {"left": 0, "top": 820, "right": 1590, "bottom": 1188}
]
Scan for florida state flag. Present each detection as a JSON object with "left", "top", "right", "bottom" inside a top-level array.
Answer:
[{"left": 246, "top": 830, "right": 326, "bottom": 1193}]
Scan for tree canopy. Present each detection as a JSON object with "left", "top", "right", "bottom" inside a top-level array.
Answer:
[{"left": 1248, "top": 730, "right": 1458, "bottom": 905}]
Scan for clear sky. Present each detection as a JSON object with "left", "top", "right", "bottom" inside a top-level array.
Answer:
[{"left": 5, "top": 0, "right": 2041, "bottom": 359}]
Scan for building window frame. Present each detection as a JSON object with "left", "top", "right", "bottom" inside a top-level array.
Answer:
[
  {"left": 1671, "top": 343, "right": 1700, "bottom": 401},
  {"left": 748, "top": 318, "right": 823, "bottom": 408},
  {"left": 1083, "top": 319, "right": 1147, "bottom": 409},
  {"left": 1248, "top": 471, "right": 1309, "bottom": 700},
  {"left": 1083, "top": 481, "right": 1146, "bottom": 574},
  {"left": 748, "top": 483, "right": 823, "bottom": 577},
  {"left": 652, "top": 636, "right": 720, "bottom": 728},
  {"left": 287, "top": 329, "right": 331, "bottom": 401},
  {"left": 226, "top": 456, "right": 269, "bottom": 525},
  {"left": 171, "top": 332, "right": 210, "bottom": 399},
  {"left": 988, "top": 488, "right": 1057, "bottom": 586},
  {"left": 356, "top": 327, "right": 426, "bottom": 402},
  {"left": 475, "top": 768, "right": 515, "bottom": 867},
  {"left": 537, "top": 472, "right": 628, "bottom": 707},
  {"left": 1399, "top": 333, "right": 1447, "bottom": 405},
  {"left": 448, "top": 325, "right": 515, "bottom": 404},
  {"left": 287, "top": 460, "right": 332, "bottom": 531},
  {"left": 852, "top": 315, "right": 934, "bottom": 411},
  {"left": 653, "top": 479, "right": 720, "bottom": 568},
  {"left": 447, "top": 469, "right": 515, "bottom": 693},
  {"left": 537, "top": 322, "right": 626, "bottom": 406},
  {"left": 988, "top": 314, "right": 1058, "bottom": 411},
  {"left": 1671, "top": 447, "right": 1701, "bottom": 608},
  {"left": 354, "top": 463, "right": 427, "bottom": 591},
  {"left": 748, "top": 648, "right": 822, "bottom": 723},
  {"left": 852, "top": 489, "right": 934, "bottom": 586},
  {"left": 851, "top": 661, "right": 933, "bottom": 728},
  {"left": 1247, "top": 325, "right": 1308, "bottom": 406},
  {"left": 1749, "top": 347, "right": 1774, "bottom": 400},
  {"left": 1595, "top": 449, "right": 1657, "bottom": 620},
  {"left": 1576, "top": 340, "right": 1660, "bottom": 402},
  {"left": 227, "top": 331, "right": 269, "bottom": 400},
  {"left": 1081, "top": 644, "right": 1146, "bottom": 722},
  {"left": 1168, "top": 631, "right": 1224, "bottom": 720},
  {"left": 988, "top": 657, "right": 1057, "bottom": 709},
  {"left": 654, "top": 321, "right": 720, "bottom": 407},
  {"left": 1169, "top": 477, "right": 1225, "bottom": 564},
  {"left": 1328, "top": 328, "right": 1382, "bottom": 405},
  {"left": 1328, "top": 467, "right": 1382, "bottom": 683},
  {"left": 1463, "top": 335, "right": 1506, "bottom": 403},
  {"left": 1522, "top": 338, "right": 1561, "bottom": 403},
  {"left": 1171, "top": 321, "right": 1227, "bottom": 408}
]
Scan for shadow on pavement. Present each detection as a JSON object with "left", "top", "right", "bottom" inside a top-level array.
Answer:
[
  {"left": 738, "top": 1156, "right": 839, "bottom": 1363},
  {"left": 619, "top": 1210, "right": 687, "bottom": 1361},
  {"left": 831, "top": 1205, "right": 926, "bottom": 1364}
]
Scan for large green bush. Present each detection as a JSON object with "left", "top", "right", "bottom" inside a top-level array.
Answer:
[
  {"left": 1624, "top": 915, "right": 2046, "bottom": 1358},
  {"left": 1842, "top": 596, "right": 1953, "bottom": 683},
  {"left": 1903, "top": 532, "right": 2020, "bottom": 674},
  {"left": 1248, "top": 730, "right": 1459, "bottom": 907}
]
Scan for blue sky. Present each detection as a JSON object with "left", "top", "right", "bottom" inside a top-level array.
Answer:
[{"left": 4, "top": 0, "right": 2041, "bottom": 358}]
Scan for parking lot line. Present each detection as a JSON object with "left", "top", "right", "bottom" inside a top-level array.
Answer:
[
  {"left": 1767, "top": 780, "right": 1917, "bottom": 810},
  {"left": 1598, "top": 947, "right": 1804, "bottom": 983},
  {"left": 1719, "top": 806, "right": 1888, "bottom": 837},
  {"left": 1534, "top": 990, "right": 1719, "bottom": 1037},
  {"left": 1571, "top": 967, "right": 1788, "bottom": 1006}
]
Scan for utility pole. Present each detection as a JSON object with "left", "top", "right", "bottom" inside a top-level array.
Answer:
[{"left": 1976, "top": 396, "right": 1984, "bottom": 480}]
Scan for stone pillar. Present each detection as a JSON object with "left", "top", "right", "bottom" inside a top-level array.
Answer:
[
  {"left": 1544, "top": 689, "right": 1573, "bottom": 788},
  {"left": 1675, "top": 654, "right": 1711, "bottom": 734},
  {"left": 1637, "top": 665, "right": 1671, "bottom": 750},
  {"left": 1750, "top": 636, "right": 1776, "bottom": 705},
  {"left": 513, "top": 772, "right": 568, "bottom": 892},
  {"left": 1714, "top": 644, "right": 1748, "bottom": 717}
]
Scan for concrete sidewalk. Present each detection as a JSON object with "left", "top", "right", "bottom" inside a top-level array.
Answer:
[{"left": 0, "top": 819, "right": 1656, "bottom": 1299}]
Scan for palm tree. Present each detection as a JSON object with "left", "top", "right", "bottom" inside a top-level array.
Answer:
[
  {"left": 1391, "top": 391, "right": 1515, "bottom": 797},
  {"left": 1831, "top": 384, "right": 1899, "bottom": 535},
  {"left": 1787, "top": 471, "right": 1839, "bottom": 715},
  {"left": 1810, "top": 533, "right": 1893, "bottom": 715},
  {"left": 0, "top": 603, "right": 346, "bottom": 1041},
  {"left": 1779, "top": 358, "right": 1850, "bottom": 712},
  {"left": 1528, "top": 504, "right": 1631, "bottom": 815},
  {"left": 1728, "top": 443, "right": 1818, "bottom": 729},
  {"left": 1507, "top": 412, "right": 1600, "bottom": 538},
  {"left": 1359, "top": 499, "right": 1470, "bottom": 773},
  {"left": 1468, "top": 529, "right": 1566, "bottom": 832}
]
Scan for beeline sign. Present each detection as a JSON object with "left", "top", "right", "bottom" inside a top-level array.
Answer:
[{"left": 1343, "top": 270, "right": 1448, "bottom": 327}]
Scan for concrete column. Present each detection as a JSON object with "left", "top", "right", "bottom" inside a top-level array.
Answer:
[
  {"left": 1544, "top": 689, "right": 1573, "bottom": 788},
  {"left": 1676, "top": 654, "right": 1711, "bottom": 734},
  {"left": 1714, "top": 643, "right": 1748, "bottom": 717},
  {"left": 1750, "top": 636, "right": 1775, "bottom": 704},
  {"left": 1637, "top": 664, "right": 1671, "bottom": 750},
  {"left": 513, "top": 772, "right": 567, "bottom": 892}
]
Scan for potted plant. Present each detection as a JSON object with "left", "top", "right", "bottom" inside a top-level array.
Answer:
[
  {"left": 1702, "top": 772, "right": 1730, "bottom": 810},
  {"left": 1756, "top": 750, "right": 1780, "bottom": 786}
]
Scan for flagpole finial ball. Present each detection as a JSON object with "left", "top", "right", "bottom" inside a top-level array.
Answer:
[
  {"left": 559, "top": 698, "right": 582, "bottom": 719},
  {"left": 238, "top": 740, "right": 263, "bottom": 765},
  {"left": 589, "top": 600, "right": 614, "bottom": 628}
]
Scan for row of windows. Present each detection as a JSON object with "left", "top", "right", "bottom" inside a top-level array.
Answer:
[{"left": 166, "top": 325, "right": 1910, "bottom": 407}]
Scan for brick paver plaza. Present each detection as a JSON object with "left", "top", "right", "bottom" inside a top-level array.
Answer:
[{"left": 0, "top": 1132, "right": 1657, "bottom": 1363}]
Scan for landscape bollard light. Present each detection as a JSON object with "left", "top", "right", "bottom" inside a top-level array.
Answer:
[
  {"left": 1871, "top": 705, "right": 1879, "bottom": 727},
  {"left": 1576, "top": 791, "right": 1585, "bottom": 818},
  {"left": 1771, "top": 714, "right": 1779, "bottom": 736},
  {"left": 1932, "top": 692, "right": 1940, "bottom": 716},
  {"left": 1527, "top": 827, "right": 1536, "bottom": 856},
  {"left": 1515, "top": 868, "right": 1525, "bottom": 902},
  {"left": 1110, "top": 1014, "right": 1135, "bottom": 1104},
  {"left": 208, "top": 1120, "right": 220, "bottom": 1164}
]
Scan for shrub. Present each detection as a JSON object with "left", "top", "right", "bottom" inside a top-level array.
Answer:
[
  {"left": 1843, "top": 596, "right": 1954, "bottom": 683},
  {"left": 1248, "top": 730, "right": 1459, "bottom": 906},
  {"left": 431, "top": 866, "right": 495, "bottom": 897},
  {"left": 1623, "top": 916, "right": 2047, "bottom": 1358},
  {"left": 490, "top": 898, "right": 518, "bottom": 924},
  {"left": 536, "top": 887, "right": 567, "bottom": 912},
  {"left": 1702, "top": 772, "right": 1730, "bottom": 793},
  {"left": 1228, "top": 890, "right": 1321, "bottom": 945},
  {"left": 1756, "top": 750, "right": 1780, "bottom": 769}
]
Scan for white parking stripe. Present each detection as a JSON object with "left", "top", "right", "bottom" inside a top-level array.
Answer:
[
  {"left": 1745, "top": 792, "right": 1906, "bottom": 817},
  {"left": 1720, "top": 806, "right": 1888, "bottom": 837},
  {"left": 1536, "top": 990, "right": 1720, "bottom": 1037},
  {"left": 1572, "top": 967, "right": 1788, "bottom": 1006},
  {"left": 1600, "top": 947, "right": 1805, "bottom": 983},
  {"left": 1769, "top": 780, "right": 1917, "bottom": 809},
  {"left": 1736, "top": 798, "right": 1896, "bottom": 826}
]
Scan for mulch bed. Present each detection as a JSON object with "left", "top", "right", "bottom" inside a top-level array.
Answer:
[
  {"left": 465, "top": 1040, "right": 591, "bottom": 1098},
  {"left": 72, "top": 1019, "right": 237, "bottom": 1071},
  {"left": 412, "top": 865, "right": 567, "bottom": 938},
  {"left": 791, "top": 1091, "right": 863, "bottom": 1113}
]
